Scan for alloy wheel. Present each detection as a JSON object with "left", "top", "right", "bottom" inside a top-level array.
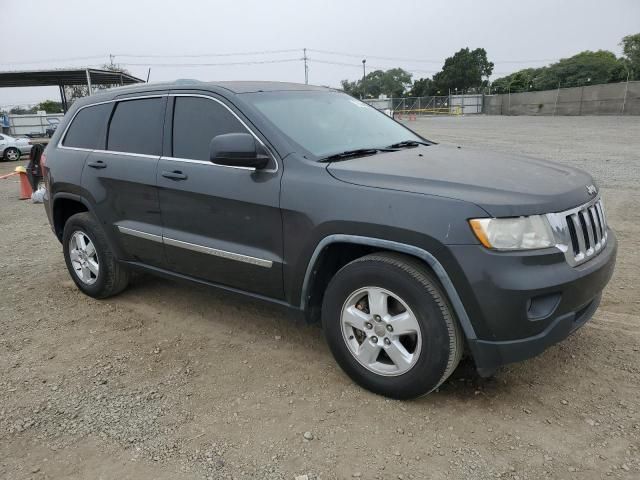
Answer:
[
  {"left": 340, "top": 287, "right": 422, "bottom": 376},
  {"left": 69, "top": 231, "right": 99, "bottom": 285},
  {"left": 5, "top": 148, "right": 19, "bottom": 161}
]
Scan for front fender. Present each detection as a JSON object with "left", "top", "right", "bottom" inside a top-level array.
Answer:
[{"left": 297, "top": 234, "right": 478, "bottom": 344}]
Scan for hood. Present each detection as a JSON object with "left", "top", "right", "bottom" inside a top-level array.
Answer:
[{"left": 327, "top": 144, "right": 596, "bottom": 217}]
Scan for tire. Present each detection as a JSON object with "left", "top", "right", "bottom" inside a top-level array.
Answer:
[
  {"left": 322, "top": 252, "right": 463, "bottom": 399},
  {"left": 62, "top": 212, "right": 129, "bottom": 299},
  {"left": 3, "top": 147, "right": 20, "bottom": 162}
]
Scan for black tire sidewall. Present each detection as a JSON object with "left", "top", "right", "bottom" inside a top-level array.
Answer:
[
  {"left": 322, "top": 259, "right": 455, "bottom": 399},
  {"left": 62, "top": 214, "right": 111, "bottom": 297}
]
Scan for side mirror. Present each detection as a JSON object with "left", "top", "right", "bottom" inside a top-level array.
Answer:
[{"left": 209, "top": 133, "right": 270, "bottom": 169}]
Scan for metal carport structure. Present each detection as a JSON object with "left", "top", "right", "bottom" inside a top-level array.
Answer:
[{"left": 0, "top": 68, "right": 145, "bottom": 112}]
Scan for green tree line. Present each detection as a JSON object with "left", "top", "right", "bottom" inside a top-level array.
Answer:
[{"left": 341, "top": 33, "right": 640, "bottom": 98}]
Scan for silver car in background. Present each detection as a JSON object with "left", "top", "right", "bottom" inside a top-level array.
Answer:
[{"left": 0, "top": 134, "right": 33, "bottom": 161}]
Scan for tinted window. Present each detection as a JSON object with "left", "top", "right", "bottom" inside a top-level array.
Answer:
[
  {"left": 62, "top": 103, "right": 111, "bottom": 149},
  {"left": 172, "top": 97, "right": 248, "bottom": 160},
  {"left": 107, "top": 98, "right": 164, "bottom": 155}
]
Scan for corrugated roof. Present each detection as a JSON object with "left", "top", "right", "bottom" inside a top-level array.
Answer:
[{"left": 0, "top": 68, "right": 144, "bottom": 87}]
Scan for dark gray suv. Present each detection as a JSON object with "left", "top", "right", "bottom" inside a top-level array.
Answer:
[{"left": 42, "top": 81, "right": 617, "bottom": 399}]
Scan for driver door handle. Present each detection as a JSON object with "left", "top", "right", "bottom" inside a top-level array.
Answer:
[
  {"left": 162, "top": 170, "right": 188, "bottom": 180},
  {"left": 87, "top": 161, "right": 106, "bottom": 169}
]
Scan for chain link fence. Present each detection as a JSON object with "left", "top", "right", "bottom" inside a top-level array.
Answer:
[{"left": 364, "top": 95, "right": 484, "bottom": 117}]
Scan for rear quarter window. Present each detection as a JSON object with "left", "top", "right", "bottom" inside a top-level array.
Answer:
[
  {"left": 107, "top": 98, "right": 165, "bottom": 156},
  {"left": 62, "top": 103, "right": 112, "bottom": 149}
]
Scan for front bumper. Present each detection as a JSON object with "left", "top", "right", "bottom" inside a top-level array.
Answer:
[{"left": 445, "top": 229, "right": 617, "bottom": 375}]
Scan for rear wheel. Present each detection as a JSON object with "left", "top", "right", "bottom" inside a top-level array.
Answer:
[
  {"left": 62, "top": 212, "right": 129, "bottom": 298},
  {"left": 322, "top": 252, "right": 462, "bottom": 399},
  {"left": 3, "top": 147, "right": 20, "bottom": 161}
]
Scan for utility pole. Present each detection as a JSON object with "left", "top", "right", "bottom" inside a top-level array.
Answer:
[
  {"left": 303, "top": 48, "right": 309, "bottom": 84},
  {"left": 361, "top": 59, "right": 366, "bottom": 98},
  {"left": 109, "top": 54, "right": 115, "bottom": 69},
  {"left": 621, "top": 69, "right": 630, "bottom": 114},
  {"left": 552, "top": 80, "right": 561, "bottom": 116}
]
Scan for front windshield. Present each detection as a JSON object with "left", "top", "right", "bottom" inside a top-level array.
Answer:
[{"left": 244, "top": 90, "right": 424, "bottom": 158}]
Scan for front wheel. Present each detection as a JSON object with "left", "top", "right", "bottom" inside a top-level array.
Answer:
[
  {"left": 3, "top": 147, "right": 20, "bottom": 161},
  {"left": 322, "top": 252, "right": 463, "bottom": 399}
]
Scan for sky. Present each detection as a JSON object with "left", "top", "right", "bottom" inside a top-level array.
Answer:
[{"left": 1, "top": 0, "right": 639, "bottom": 108}]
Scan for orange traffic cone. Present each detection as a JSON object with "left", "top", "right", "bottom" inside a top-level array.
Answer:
[{"left": 16, "top": 166, "right": 32, "bottom": 200}]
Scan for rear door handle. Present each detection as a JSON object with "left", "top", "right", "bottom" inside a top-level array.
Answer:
[
  {"left": 87, "top": 161, "right": 106, "bottom": 169},
  {"left": 161, "top": 170, "right": 188, "bottom": 180}
]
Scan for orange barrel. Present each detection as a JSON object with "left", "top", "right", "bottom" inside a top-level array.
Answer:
[{"left": 15, "top": 166, "right": 32, "bottom": 200}]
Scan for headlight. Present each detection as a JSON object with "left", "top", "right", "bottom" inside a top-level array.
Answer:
[{"left": 469, "top": 215, "right": 555, "bottom": 250}]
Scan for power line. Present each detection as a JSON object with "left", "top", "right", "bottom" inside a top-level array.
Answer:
[
  {"left": 308, "top": 48, "right": 559, "bottom": 65},
  {"left": 117, "top": 58, "right": 301, "bottom": 67},
  {"left": 113, "top": 49, "right": 300, "bottom": 59},
  {"left": 310, "top": 58, "right": 438, "bottom": 74},
  {"left": 1, "top": 47, "right": 562, "bottom": 70},
  {"left": 492, "top": 58, "right": 560, "bottom": 64},
  {"left": 309, "top": 58, "right": 513, "bottom": 76},
  {"left": 309, "top": 49, "right": 442, "bottom": 64},
  {"left": 0, "top": 49, "right": 301, "bottom": 67},
  {"left": 0, "top": 55, "right": 107, "bottom": 66}
]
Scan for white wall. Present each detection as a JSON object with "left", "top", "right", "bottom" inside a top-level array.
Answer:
[{"left": 9, "top": 113, "right": 65, "bottom": 136}]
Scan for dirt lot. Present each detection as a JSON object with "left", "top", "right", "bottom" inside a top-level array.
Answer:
[{"left": 0, "top": 116, "right": 638, "bottom": 480}]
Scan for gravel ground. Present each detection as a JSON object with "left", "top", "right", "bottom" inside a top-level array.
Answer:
[{"left": 0, "top": 115, "right": 638, "bottom": 480}]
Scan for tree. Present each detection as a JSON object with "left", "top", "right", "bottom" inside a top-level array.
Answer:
[
  {"left": 36, "top": 100, "right": 63, "bottom": 113},
  {"left": 340, "top": 79, "right": 360, "bottom": 97},
  {"left": 433, "top": 48, "right": 494, "bottom": 93},
  {"left": 64, "top": 63, "right": 132, "bottom": 106},
  {"left": 408, "top": 77, "right": 436, "bottom": 97},
  {"left": 491, "top": 50, "right": 628, "bottom": 93},
  {"left": 621, "top": 33, "right": 640, "bottom": 80},
  {"left": 340, "top": 68, "right": 412, "bottom": 98},
  {"left": 491, "top": 69, "right": 538, "bottom": 93},
  {"left": 9, "top": 106, "right": 33, "bottom": 115},
  {"left": 546, "top": 50, "right": 626, "bottom": 87}
]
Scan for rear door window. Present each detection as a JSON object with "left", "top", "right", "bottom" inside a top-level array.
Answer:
[
  {"left": 107, "top": 98, "right": 165, "bottom": 155},
  {"left": 172, "top": 96, "right": 248, "bottom": 161},
  {"left": 62, "top": 103, "right": 112, "bottom": 149}
]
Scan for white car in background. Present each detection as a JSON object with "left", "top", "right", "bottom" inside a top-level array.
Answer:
[{"left": 0, "top": 134, "right": 32, "bottom": 161}]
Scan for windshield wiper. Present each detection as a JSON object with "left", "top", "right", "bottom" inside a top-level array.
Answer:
[
  {"left": 387, "top": 140, "right": 430, "bottom": 149},
  {"left": 319, "top": 148, "right": 384, "bottom": 163}
]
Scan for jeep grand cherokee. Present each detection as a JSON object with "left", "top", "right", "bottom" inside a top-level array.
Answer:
[{"left": 42, "top": 81, "right": 617, "bottom": 399}]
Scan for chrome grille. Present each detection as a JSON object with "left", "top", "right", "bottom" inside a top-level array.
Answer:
[{"left": 546, "top": 198, "right": 608, "bottom": 267}]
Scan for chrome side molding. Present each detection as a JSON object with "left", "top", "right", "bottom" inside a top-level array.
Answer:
[
  {"left": 163, "top": 237, "right": 273, "bottom": 268},
  {"left": 117, "top": 226, "right": 272, "bottom": 268}
]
